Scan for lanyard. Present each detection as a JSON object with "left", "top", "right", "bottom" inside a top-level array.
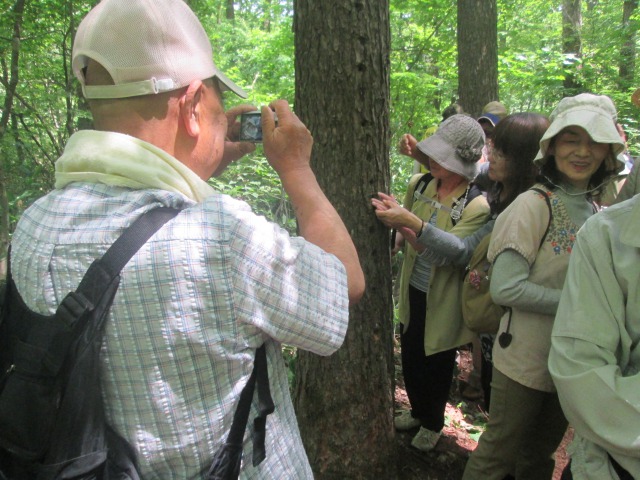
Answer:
[{"left": 413, "top": 185, "right": 470, "bottom": 222}]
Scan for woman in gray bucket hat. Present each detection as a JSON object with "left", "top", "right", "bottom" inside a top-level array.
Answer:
[
  {"left": 372, "top": 114, "right": 490, "bottom": 452},
  {"left": 463, "top": 93, "right": 625, "bottom": 480}
]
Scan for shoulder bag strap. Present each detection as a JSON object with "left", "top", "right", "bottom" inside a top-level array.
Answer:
[
  {"left": 223, "top": 344, "right": 274, "bottom": 468},
  {"left": 529, "top": 187, "right": 553, "bottom": 247},
  {"left": 75, "top": 207, "right": 181, "bottom": 304}
]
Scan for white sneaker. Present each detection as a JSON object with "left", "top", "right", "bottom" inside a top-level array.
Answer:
[
  {"left": 410, "top": 427, "right": 441, "bottom": 452},
  {"left": 394, "top": 410, "right": 420, "bottom": 431}
]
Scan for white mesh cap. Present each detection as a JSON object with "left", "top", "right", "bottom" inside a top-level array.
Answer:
[{"left": 72, "top": 0, "right": 247, "bottom": 99}]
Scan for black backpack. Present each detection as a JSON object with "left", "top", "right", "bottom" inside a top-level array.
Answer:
[{"left": 0, "top": 207, "right": 273, "bottom": 480}]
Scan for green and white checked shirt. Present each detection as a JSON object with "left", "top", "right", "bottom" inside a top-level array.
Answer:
[{"left": 12, "top": 179, "right": 349, "bottom": 479}]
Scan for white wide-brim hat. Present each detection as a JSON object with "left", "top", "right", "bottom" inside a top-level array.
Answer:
[{"left": 534, "top": 93, "right": 625, "bottom": 174}]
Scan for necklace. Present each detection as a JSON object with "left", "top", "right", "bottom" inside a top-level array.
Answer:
[{"left": 542, "top": 175, "right": 614, "bottom": 196}]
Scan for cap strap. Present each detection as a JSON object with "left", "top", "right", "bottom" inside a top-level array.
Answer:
[{"left": 83, "top": 77, "right": 177, "bottom": 99}]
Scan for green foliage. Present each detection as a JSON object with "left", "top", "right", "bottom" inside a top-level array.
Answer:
[
  {"left": 209, "top": 149, "right": 297, "bottom": 233},
  {"left": 2, "top": 0, "right": 640, "bottom": 228}
]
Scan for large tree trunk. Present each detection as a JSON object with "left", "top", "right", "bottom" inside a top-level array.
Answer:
[
  {"left": 619, "top": 0, "right": 638, "bottom": 90},
  {"left": 562, "top": 0, "right": 583, "bottom": 95},
  {"left": 457, "top": 0, "right": 498, "bottom": 117},
  {"left": 293, "top": 1, "right": 396, "bottom": 478}
]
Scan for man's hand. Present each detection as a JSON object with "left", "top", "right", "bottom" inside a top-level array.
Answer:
[
  {"left": 212, "top": 105, "right": 257, "bottom": 177},
  {"left": 260, "top": 100, "right": 364, "bottom": 304},
  {"left": 261, "top": 100, "right": 313, "bottom": 177}
]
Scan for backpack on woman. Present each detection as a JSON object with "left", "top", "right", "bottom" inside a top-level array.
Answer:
[{"left": 461, "top": 187, "right": 553, "bottom": 334}]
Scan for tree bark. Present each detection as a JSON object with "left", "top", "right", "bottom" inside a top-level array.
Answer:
[
  {"left": 293, "top": 1, "right": 396, "bottom": 478},
  {"left": 262, "top": 0, "right": 272, "bottom": 32},
  {"left": 562, "top": 0, "right": 583, "bottom": 95},
  {"left": 619, "top": 0, "right": 638, "bottom": 90},
  {"left": 0, "top": 0, "right": 26, "bottom": 278},
  {"left": 226, "top": 0, "right": 235, "bottom": 21},
  {"left": 457, "top": 0, "right": 498, "bottom": 117}
]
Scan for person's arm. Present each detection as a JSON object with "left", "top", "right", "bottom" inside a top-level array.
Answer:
[
  {"left": 371, "top": 192, "right": 490, "bottom": 265},
  {"left": 490, "top": 250, "right": 561, "bottom": 315},
  {"left": 398, "top": 133, "right": 419, "bottom": 160},
  {"left": 262, "top": 100, "right": 365, "bottom": 305},
  {"left": 416, "top": 219, "right": 494, "bottom": 267},
  {"left": 549, "top": 224, "right": 640, "bottom": 461}
]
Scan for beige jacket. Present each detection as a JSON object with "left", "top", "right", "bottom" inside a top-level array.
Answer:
[{"left": 488, "top": 187, "right": 581, "bottom": 392}]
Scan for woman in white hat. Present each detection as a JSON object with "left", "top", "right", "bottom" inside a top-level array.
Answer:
[
  {"left": 462, "top": 93, "right": 626, "bottom": 480},
  {"left": 372, "top": 114, "right": 490, "bottom": 452}
]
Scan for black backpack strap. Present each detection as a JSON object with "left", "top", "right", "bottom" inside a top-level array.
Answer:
[
  {"left": 415, "top": 172, "right": 434, "bottom": 196},
  {"left": 207, "top": 345, "right": 273, "bottom": 479},
  {"left": 75, "top": 207, "right": 181, "bottom": 304},
  {"left": 250, "top": 345, "right": 274, "bottom": 466},
  {"left": 49, "top": 207, "right": 180, "bottom": 369},
  {"left": 223, "top": 345, "right": 273, "bottom": 465}
]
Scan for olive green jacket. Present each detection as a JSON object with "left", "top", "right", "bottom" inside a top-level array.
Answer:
[{"left": 397, "top": 173, "right": 490, "bottom": 355}]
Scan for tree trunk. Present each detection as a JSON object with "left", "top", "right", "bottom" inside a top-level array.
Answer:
[
  {"left": 262, "top": 0, "right": 272, "bottom": 32},
  {"left": 293, "top": 1, "right": 396, "bottom": 478},
  {"left": 226, "top": 0, "right": 234, "bottom": 21},
  {"left": 457, "top": 0, "right": 498, "bottom": 117},
  {"left": 619, "top": 0, "right": 638, "bottom": 90},
  {"left": 562, "top": 0, "right": 583, "bottom": 95},
  {"left": 0, "top": 0, "right": 26, "bottom": 277}
]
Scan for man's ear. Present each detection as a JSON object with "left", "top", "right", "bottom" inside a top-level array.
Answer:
[{"left": 180, "top": 80, "right": 204, "bottom": 137}]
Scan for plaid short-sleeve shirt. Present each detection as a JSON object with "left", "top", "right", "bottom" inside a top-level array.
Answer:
[{"left": 12, "top": 182, "right": 349, "bottom": 479}]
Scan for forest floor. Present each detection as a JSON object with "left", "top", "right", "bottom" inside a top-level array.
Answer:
[{"left": 393, "top": 339, "right": 572, "bottom": 480}]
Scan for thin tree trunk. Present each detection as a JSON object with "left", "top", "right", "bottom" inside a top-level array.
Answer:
[
  {"left": 263, "top": 0, "right": 272, "bottom": 32},
  {"left": 293, "top": 1, "right": 396, "bottom": 478},
  {"left": 619, "top": 0, "right": 638, "bottom": 90},
  {"left": 562, "top": 0, "right": 583, "bottom": 95},
  {"left": 226, "top": 0, "right": 234, "bottom": 21},
  {"left": 457, "top": 0, "right": 498, "bottom": 117},
  {"left": 0, "top": 0, "right": 26, "bottom": 278}
]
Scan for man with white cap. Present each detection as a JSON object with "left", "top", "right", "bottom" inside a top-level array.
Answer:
[{"left": 8, "top": 0, "right": 364, "bottom": 478}]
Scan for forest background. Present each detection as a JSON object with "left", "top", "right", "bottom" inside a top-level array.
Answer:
[{"left": 1, "top": 0, "right": 639, "bottom": 478}]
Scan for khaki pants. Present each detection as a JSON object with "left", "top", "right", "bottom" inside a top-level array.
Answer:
[{"left": 462, "top": 368, "right": 568, "bottom": 480}]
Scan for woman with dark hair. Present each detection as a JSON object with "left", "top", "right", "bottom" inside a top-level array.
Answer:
[
  {"left": 375, "top": 113, "right": 550, "bottom": 409},
  {"left": 488, "top": 113, "right": 547, "bottom": 213},
  {"left": 463, "top": 94, "right": 626, "bottom": 480}
]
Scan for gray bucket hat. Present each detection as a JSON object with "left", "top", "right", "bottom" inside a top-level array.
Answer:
[
  {"left": 416, "top": 114, "right": 485, "bottom": 181},
  {"left": 535, "top": 93, "right": 625, "bottom": 174}
]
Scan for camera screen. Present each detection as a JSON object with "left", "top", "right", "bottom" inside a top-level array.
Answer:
[{"left": 239, "top": 112, "right": 263, "bottom": 142}]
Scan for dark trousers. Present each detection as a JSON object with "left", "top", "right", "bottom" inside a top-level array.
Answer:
[{"left": 401, "top": 285, "right": 457, "bottom": 432}]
